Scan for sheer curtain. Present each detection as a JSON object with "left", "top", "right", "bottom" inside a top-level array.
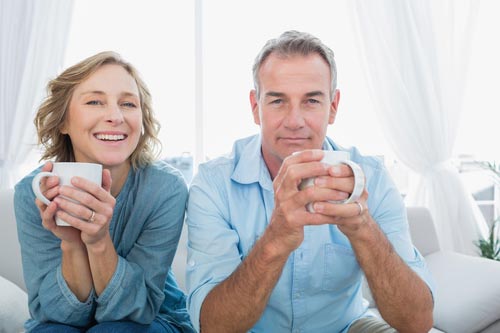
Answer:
[
  {"left": 350, "top": 0, "right": 488, "bottom": 255},
  {"left": 0, "top": 0, "right": 73, "bottom": 189}
]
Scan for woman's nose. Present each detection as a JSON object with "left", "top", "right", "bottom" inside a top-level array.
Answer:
[{"left": 105, "top": 104, "right": 124, "bottom": 125}]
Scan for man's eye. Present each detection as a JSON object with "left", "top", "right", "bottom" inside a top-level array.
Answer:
[
  {"left": 270, "top": 99, "right": 283, "bottom": 104},
  {"left": 307, "top": 99, "right": 320, "bottom": 104},
  {"left": 86, "top": 100, "right": 102, "bottom": 105}
]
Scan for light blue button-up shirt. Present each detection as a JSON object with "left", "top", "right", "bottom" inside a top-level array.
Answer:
[
  {"left": 15, "top": 161, "right": 195, "bottom": 332},
  {"left": 186, "top": 134, "right": 434, "bottom": 333}
]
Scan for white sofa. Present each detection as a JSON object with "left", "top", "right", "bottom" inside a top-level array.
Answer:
[
  {"left": 364, "top": 207, "right": 500, "bottom": 333},
  {"left": 3, "top": 186, "right": 500, "bottom": 332},
  {"left": 0, "top": 188, "right": 29, "bottom": 333}
]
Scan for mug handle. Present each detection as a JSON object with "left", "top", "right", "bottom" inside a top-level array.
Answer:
[
  {"left": 341, "top": 160, "right": 365, "bottom": 204},
  {"left": 305, "top": 160, "right": 365, "bottom": 213},
  {"left": 31, "top": 172, "right": 57, "bottom": 205}
]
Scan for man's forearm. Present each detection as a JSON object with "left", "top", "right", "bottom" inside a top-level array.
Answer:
[
  {"left": 200, "top": 229, "right": 289, "bottom": 333},
  {"left": 352, "top": 220, "right": 433, "bottom": 333}
]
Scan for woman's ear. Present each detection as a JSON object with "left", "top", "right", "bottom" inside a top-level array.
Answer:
[{"left": 59, "top": 122, "right": 68, "bottom": 135}]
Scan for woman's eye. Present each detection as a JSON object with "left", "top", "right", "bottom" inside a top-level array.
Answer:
[
  {"left": 122, "top": 102, "right": 137, "bottom": 108},
  {"left": 86, "top": 100, "right": 102, "bottom": 105}
]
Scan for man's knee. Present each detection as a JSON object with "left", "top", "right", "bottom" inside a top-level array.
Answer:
[{"left": 348, "top": 316, "right": 398, "bottom": 333}]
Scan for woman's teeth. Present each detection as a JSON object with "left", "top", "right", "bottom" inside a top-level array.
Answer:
[{"left": 95, "top": 134, "right": 125, "bottom": 141}]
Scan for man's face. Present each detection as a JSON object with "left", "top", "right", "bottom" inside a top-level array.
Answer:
[{"left": 250, "top": 53, "right": 339, "bottom": 173}]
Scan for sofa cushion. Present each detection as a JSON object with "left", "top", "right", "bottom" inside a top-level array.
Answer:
[
  {"left": 0, "top": 188, "right": 25, "bottom": 291},
  {"left": 0, "top": 275, "right": 29, "bottom": 333},
  {"left": 427, "top": 251, "right": 500, "bottom": 333}
]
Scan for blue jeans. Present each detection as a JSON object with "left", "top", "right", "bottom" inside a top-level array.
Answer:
[{"left": 31, "top": 320, "right": 181, "bottom": 333}]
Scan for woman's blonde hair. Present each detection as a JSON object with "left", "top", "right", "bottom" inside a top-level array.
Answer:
[{"left": 35, "top": 51, "right": 161, "bottom": 169}]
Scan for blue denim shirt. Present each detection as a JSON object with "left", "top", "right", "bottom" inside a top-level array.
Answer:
[
  {"left": 186, "top": 134, "right": 434, "bottom": 333},
  {"left": 15, "top": 161, "right": 194, "bottom": 332}
]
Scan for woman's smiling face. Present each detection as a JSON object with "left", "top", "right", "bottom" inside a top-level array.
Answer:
[{"left": 61, "top": 64, "right": 143, "bottom": 169}]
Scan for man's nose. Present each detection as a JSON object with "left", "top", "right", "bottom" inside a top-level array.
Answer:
[{"left": 283, "top": 105, "right": 305, "bottom": 129}]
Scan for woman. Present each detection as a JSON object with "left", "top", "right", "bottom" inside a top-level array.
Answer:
[{"left": 14, "top": 52, "right": 194, "bottom": 333}]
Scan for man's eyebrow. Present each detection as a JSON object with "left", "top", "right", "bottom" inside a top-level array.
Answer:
[
  {"left": 305, "top": 91, "right": 325, "bottom": 97},
  {"left": 264, "top": 91, "right": 286, "bottom": 98}
]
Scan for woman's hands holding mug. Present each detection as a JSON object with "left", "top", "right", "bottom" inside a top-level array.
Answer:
[
  {"left": 33, "top": 161, "right": 115, "bottom": 246},
  {"left": 35, "top": 162, "right": 83, "bottom": 244},
  {"left": 54, "top": 169, "right": 115, "bottom": 246}
]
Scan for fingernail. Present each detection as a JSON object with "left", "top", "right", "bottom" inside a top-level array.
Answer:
[
  {"left": 315, "top": 178, "right": 326, "bottom": 186},
  {"left": 314, "top": 203, "right": 324, "bottom": 212},
  {"left": 313, "top": 150, "right": 324, "bottom": 157},
  {"left": 331, "top": 165, "right": 341, "bottom": 176}
]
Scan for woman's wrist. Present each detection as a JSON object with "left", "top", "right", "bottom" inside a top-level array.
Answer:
[{"left": 61, "top": 238, "right": 87, "bottom": 254}]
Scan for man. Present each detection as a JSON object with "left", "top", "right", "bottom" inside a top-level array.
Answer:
[{"left": 186, "top": 31, "right": 434, "bottom": 333}]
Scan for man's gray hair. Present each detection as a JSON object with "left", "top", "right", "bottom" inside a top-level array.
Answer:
[{"left": 252, "top": 30, "right": 337, "bottom": 98}]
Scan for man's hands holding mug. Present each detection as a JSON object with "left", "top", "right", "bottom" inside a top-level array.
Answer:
[{"left": 267, "top": 150, "right": 369, "bottom": 255}]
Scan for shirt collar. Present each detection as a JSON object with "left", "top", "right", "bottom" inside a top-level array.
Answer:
[
  {"left": 231, "top": 134, "right": 273, "bottom": 191},
  {"left": 231, "top": 135, "right": 341, "bottom": 191}
]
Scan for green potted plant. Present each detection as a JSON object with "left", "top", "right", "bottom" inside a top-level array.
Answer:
[
  {"left": 474, "top": 160, "right": 500, "bottom": 260},
  {"left": 478, "top": 161, "right": 500, "bottom": 180},
  {"left": 475, "top": 218, "right": 500, "bottom": 261}
]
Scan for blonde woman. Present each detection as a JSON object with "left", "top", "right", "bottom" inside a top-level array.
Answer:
[{"left": 14, "top": 52, "right": 194, "bottom": 333}]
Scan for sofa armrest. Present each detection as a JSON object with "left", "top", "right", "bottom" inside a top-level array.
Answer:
[
  {"left": 0, "top": 188, "right": 26, "bottom": 291},
  {"left": 427, "top": 251, "right": 500, "bottom": 333},
  {"left": 0, "top": 275, "right": 29, "bottom": 333},
  {"left": 407, "top": 206, "right": 440, "bottom": 256}
]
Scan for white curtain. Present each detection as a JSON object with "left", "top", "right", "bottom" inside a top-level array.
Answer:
[
  {"left": 0, "top": 0, "right": 73, "bottom": 189},
  {"left": 350, "top": 0, "right": 488, "bottom": 255}
]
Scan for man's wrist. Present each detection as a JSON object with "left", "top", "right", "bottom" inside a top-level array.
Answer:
[
  {"left": 258, "top": 227, "right": 292, "bottom": 265},
  {"left": 340, "top": 214, "right": 379, "bottom": 243}
]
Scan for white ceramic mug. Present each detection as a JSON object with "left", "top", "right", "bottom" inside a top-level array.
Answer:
[
  {"left": 32, "top": 162, "right": 102, "bottom": 226},
  {"left": 299, "top": 151, "right": 365, "bottom": 213}
]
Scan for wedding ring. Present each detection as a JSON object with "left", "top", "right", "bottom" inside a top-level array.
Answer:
[
  {"left": 88, "top": 210, "right": 96, "bottom": 223},
  {"left": 355, "top": 201, "right": 364, "bottom": 216}
]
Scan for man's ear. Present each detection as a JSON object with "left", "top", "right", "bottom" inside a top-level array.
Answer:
[
  {"left": 329, "top": 89, "right": 340, "bottom": 124},
  {"left": 250, "top": 90, "right": 261, "bottom": 125}
]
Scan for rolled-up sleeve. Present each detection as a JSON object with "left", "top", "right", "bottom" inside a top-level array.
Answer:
[
  {"left": 185, "top": 165, "right": 242, "bottom": 332},
  {"left": 95, "top": 176, "right": 188, "bottom": 323},
  {"left": 366, "top": 161, "right": 435, "bottom": 298},
  {"left": 15, "top": 178, "right": 96, "bottom": 327}
]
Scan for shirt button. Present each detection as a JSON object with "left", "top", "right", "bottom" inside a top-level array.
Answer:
[{"left": 187, "top": 259, "right": 195, "bottom": 267}]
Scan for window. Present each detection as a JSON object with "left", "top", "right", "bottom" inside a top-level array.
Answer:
[
  {"left": 61, "top": 0, "right": 500, "bottom": 186},
  {"left": 65, "top": 0, "right": 195, "bottom": 158},
  {"left": 201, "top": 0, "right": 391, "bottom": 161}
]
